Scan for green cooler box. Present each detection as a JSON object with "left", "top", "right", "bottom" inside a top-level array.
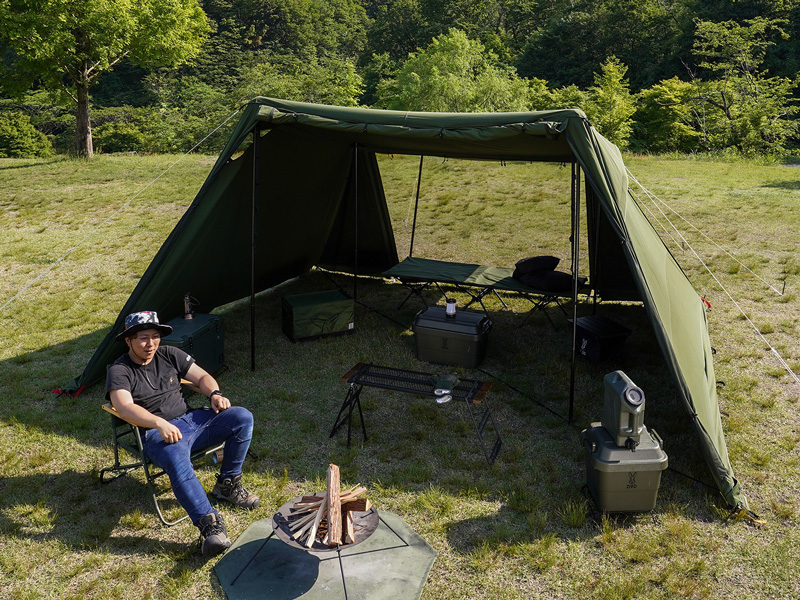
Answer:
[
  {"left": 162, "top": 313, "right": 225, "bottom": 374},
  {"left": 412, "top": 307, "right": 492, "bottom": 368},
  {"left": 581, "top": 423, "right": 668, "bottom": 512},
  {"left": 281, "top": 290, "right": 355, "bottom": 341}
]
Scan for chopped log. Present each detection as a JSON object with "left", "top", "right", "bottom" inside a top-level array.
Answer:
[
  {"left": 296, "top": 495, "right": 326, "bottom": 505},
  {"left": 285, "top": 467, "right": 372, "bottom": 547},
  {"left": 305, "top": 501, "right": 327, "bottom": 548},
  {"left": 340, "top": 486, "right": 367, "bottom": 500},
  {"left": 343, "top": 511, "right": 355, "bottom": 544},
  {"left": 289, "top": 511, "right": 317, "bottom": 532},
  {"left": 341, "top": 498, "right": 372, "bottom": 512},
  {"left": 341, "top": 484, "right": 362, "bottom": 496},
  {"left": 291, "top": 505, "right": 324, "bottom": 518},
  {"left": 293, "top": 513, "right": 319, "bottom": 541},
  {"left": 326, "top": 464, "right": 342, "bottom": 546},
  {"left": 291, "top": 499, "right": 326, "bottom": 515}
]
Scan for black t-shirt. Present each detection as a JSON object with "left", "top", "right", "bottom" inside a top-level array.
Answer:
[{"left": 105, "top": 345, "right": 196, "bottom": 422}]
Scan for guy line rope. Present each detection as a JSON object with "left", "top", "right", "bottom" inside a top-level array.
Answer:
[
  {"left": 0, "top": 108, "right": 242, "bottom": 314},
  {"left": 626, "top": 167, "right": 800, "bottom": 390}
]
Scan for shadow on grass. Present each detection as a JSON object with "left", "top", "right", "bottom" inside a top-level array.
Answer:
[
  {"left": 0, "top": 469, "right": 193, "bottom": 555},
  {"left": 762, "top": 180, "right": 800, "bottom": 191},
  {"left": 442, "top": 500, "right": 625, "bottom": 558},
  {"left": 0, "top": 157, "right": 69, "bottom": 171}
]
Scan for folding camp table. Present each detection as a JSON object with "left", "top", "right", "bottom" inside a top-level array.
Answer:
[{"left": 330, "top": 362, "right": 502, "bottom": 465}]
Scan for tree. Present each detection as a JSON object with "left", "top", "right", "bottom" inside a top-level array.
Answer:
[
  {"left": 516, "top": 0, "right": 688, "bottom": 90},
  {"left": 375, "top": 29, "right": 536, "bottom": 112},
  {"left": 362, "top": 0, "right": 542, "bottom": 74},
  {"left": 633, "top": 77, "right": 702, "bottom": 152},
  {"left": 233, "top": 55, "right": 364, "bottom": 107},
  {"left": 205, "top": 0, "right": 368, "bottom": 62},
  {"left": 0, "top": 0, "right": 210, "bottom": 157},
  {"left": 0, "top": 111, "right": 54, "bottom": 157},
  {"left": 362, "top": 0, "right": 431, "bottom": 65},
  {"left": 583, "top": 57, "right": 637, "bottom": 149},
  {"left": 687, "top": 17, "right": 798, "bottom": 154}
]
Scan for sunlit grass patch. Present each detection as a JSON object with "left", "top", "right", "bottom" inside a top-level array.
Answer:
[
  {"left": 557, "top": 498, "right": 588, "bottom": 528},
  {"left": 412, "top": 485, "right": 456, "bottom": 518},
  {"left": 119, "top": 508, "right": 150, "bottom": 531}
]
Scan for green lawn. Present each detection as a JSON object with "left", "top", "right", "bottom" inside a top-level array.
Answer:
[{"left": 0, "top": 153, "right": 798, "bottom": 599}]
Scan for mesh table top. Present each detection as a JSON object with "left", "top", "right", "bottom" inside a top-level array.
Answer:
[{"left": 341, "top": 363, "right": 491, "bottom": 404}]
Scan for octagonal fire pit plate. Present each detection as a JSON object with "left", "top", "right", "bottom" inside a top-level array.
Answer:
[{"left": 215, "top": 510, "right": 437, "bottom": 600}]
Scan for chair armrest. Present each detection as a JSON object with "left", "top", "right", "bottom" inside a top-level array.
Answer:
[
  {"left": 102, "top": 402, "right": 137, "bottom": 427},
  {"left": 180, "top": 379, "right": 202, "bottom": 395},
  {"left": 102, "top": 402, "right": 121, "bottom": 418}
]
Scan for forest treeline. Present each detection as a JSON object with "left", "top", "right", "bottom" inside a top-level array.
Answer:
[{"left": 1, "top": 0, "right": 799, "bottom": 158}]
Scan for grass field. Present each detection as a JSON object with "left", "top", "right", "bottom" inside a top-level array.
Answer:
[{"left": 0, "top": 152, "right": 798, "bottom": 599}]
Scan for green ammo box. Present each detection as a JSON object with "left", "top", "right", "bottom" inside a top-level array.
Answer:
[
  {"left": 581, "top": 423, "right": 668, "bottom": 512},
  {"left": 281, "top": 290, "right": 355, "bottom": 341},
  {"left": 162, "top": 313, "right": 225, "bottom": 374}
]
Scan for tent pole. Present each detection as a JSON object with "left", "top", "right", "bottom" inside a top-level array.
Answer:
[
  {"left": 408, "top": 156, "right": 424, "bottom": 257},
  {"left": 569, "top": 159, "right": 581, "bottom": 424},
  {"left": 250, "top": 126, "right": 259, "bottom": 372},
  {"left": 591, "top": 188, "right": 602, "bottom": 314},
  {"left": 353, "top": 143, "right": 358, "bottom": 305}
]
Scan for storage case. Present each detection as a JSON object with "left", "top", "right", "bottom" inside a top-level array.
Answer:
[
  {"left": 162, "top": 313, "right": 225, "bottom": 374},
  {"left": 412, "top": 307, "right": 492, "bottom": 368},
  {"left": 281, "top": 290, "right": 355, "bottom": 341},
  {"left": 581, "top": 423, "right": 668, "bottom": 512},
  {"left": 570, "top": 315, "right": 632, "bottom": 363}
]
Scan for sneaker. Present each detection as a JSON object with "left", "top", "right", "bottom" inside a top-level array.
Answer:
[
  {"left": 198, "top": 512, "right": 231, "bottom": 557},
  {"left": 212, "top": 473, "right": 260, "bottom": 510}
]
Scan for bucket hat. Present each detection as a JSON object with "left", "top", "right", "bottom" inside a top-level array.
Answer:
[{"left": 115, "top": 311, "right": 173, "bottom": 341}]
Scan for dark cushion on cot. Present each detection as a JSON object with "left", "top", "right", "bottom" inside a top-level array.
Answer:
[
  {"left": 520, "top": 269, "right": 574, "bottom": 292},
  {"left": 513, "top": 255, "right": 560, "bottom": 279}
]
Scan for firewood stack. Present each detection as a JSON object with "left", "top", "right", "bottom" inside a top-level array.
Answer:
[{"left": 286, "top": 464, "right": 372, "bottom": 548}]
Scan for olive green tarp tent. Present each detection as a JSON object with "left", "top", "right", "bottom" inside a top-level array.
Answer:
[{"left": 68, "top": 98, "right": 746, "bottom": 510}]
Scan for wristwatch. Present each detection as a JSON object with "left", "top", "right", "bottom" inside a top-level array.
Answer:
[{"left": 209, "top": 390, "right": 223, "bottom": 399}]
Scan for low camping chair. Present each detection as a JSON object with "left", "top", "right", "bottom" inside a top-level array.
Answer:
[{"left": 99, "top": 380, "right": 224, "bottom": 526}]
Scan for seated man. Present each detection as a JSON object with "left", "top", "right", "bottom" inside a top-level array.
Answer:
[{"left": 106, "top": 310, "right": 259, "bottom": 556}]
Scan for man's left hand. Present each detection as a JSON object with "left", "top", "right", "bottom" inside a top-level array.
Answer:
[{"left": 211, "top": 394, "right": 231, "bottom": 413}]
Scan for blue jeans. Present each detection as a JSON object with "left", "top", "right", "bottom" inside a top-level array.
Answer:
[{"left": 142, "top": 406, "right": 254, "bottom": 526}]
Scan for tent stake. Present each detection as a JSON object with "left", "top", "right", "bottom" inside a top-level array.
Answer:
[
  {"left": 408, "top": 156, "right": 424, "bottom": 257},
  {"left": 250, "top": 126, "right": 259, "bottom": 371}
]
